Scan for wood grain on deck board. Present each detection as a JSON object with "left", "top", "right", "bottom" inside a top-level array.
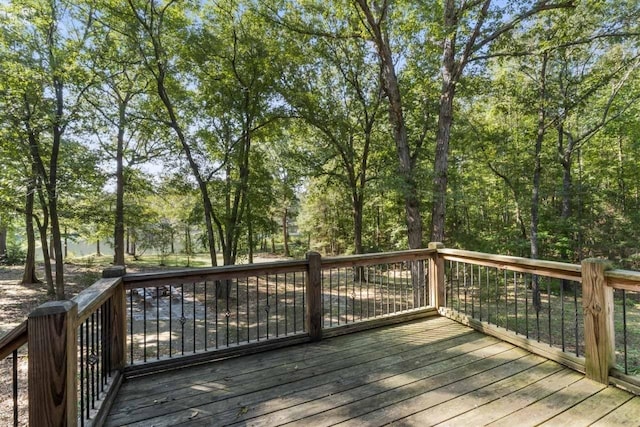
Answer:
[
  {"left": 104, "top": 317, "right": 639, "bottom": 427},
  {"left": 178, "top": 339, "right": 512, "bottom": 427},
  {"left": 112, "top": 329, "right": 489, "bottom": 426},
  {"left": 116, "top": 316, "right": 453, "bottom": 400},
  {"left": 486, "top": 377, "right": 605, "bottom": 426},
  {"left": 435, "top": 368, "right": 583, "bottom": 426},
  {"left": 591, "top": 396, "right": 640, "bottom": 426},
  {"left": 107, "top": 319, "right": 474, "bottom": 425},
  {"left": 540, "top": 386, "right": 634, "bottom": 427},
  {"left": 113, "top": 317, "right": 457, "bottom": 406}
]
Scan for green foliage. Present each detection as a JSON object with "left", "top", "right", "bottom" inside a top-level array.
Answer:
[{"left": 0, "top": 0, "right": 640, "bottom": 276}]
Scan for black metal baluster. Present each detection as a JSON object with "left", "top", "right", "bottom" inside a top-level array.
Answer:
[
  {"left": 293, "top": 272, "right": 297, "bottom": 332},
  {"left": 275, "top": 274, "right": 279, "bottom": 336},
  {"left": 246, "top": 277, "right": 250, "bottom": 342},
  {"left": 525, "top": 274, "right": 529, "bottom": 339},
  {"left": 393, "top": 263, "right": 397, "bottom": 313},
  {"left": 156, "top": 286, "right": 160, "bottom": 359},
  {"left": 284, "top": 273, "right": 288, "bottom": 335},
  {"left": 504, "top": 269, "right": 508, "bottom": 331},
  {"left": 181, "top": 285, "right": 185, "bottom": 355},
  {"left": 375, "top": 265, "right": 380, "bottom": 315},
  {"left": 470, "top": 264, "right": 474, "bottom": 318},
  {"left": 495, "top": 267, "right": 499, "bottom": 326},
  {"left": 359, "top": 265, "right": 364, "bottom": 321},
  {"left": 99, "top": 305, "right": 104, "bottom": 392},
  {"left": 561, "top": 279, "right": 566, "bottom": 352},
  {"left": 623, "top": 290, "right": 628, "bottom": 374},
  {"left": 337, "top": 268, "right": 341, "bottom": 324},
  {"left": 256, "top": 276, "right": 260, "bottom": 341},
  {"left": 513, "top": 271, "right": 518, "bottom": 335},
  {"left": 362, "top": 266, "right": 371, "bottom": 319},
  {"left": 399, "top": 262, "right": 405, "bottom": 311},
  {"left": 204, "top": 281, "right": 208, "bottom": 351},
  {"left": 457, "top": 262, "right": 461, "bottom": 312},
  {"left": 169, "top": 286, "right": 173, "bottom": 357},
  {"left": 194, "top": 282, "right": 197, "bottom": 353},
  {"left": 12, "top": 349, "right": 18, "bottom": 427},
  {"left": 376, "top": 265, "right": 381, "bottom": 314},
  {"left": 573, "top": 281, "right": 579, "bottom": 356},
  {"left": 84, "top": 320, "right": 89, "bottom": 419},
  {"left": 352, "top": 268, "right": 356, "bottom": 322},
  {"left": 329, "top": 268, "right": 333, "bottom": 326},
  {"left": 143, "top": 288, "right": 147, "bottom": 362},
  {"left": 423, "top": 261, "right": 428, "bottom": 308},
  {"left": 547, "top": 277, "right": 552, "bottom": 346},
  {"left": 236, "top": 277, "right": 240, "bottom": 344},
  {"left": 386, "top": 264, "right": 390, "bottom": 314},
  {"left": 129, "top": 289, "right": 133, "bottom": 364},
  {"left": 91, "top": 312, "right": 96, "bottom": 409},
  {"left": 79, "top": 324, "right": 84, "bottom": 427},
  {"left": 479, "top": 266, "right": 483, "bottom": 321},
  {"left": 227, "top": 278, "right": 232, "bottom": 345},
  {"left": 302, "top": 272, "right": 306, "bottom": 332},
  {"left": 463, "top": 263, "right": 468, "bottom": 315},
  {"left": 216, "top": 281, "right": 220, "bottom": 347},
  {"left": 536, "top": 275, "right": 540, "bottom": 342},
  {"left": 265, "top": 275, "right": 270, "bottom": 339}
]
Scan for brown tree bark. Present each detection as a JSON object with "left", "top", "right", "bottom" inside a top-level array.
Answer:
[
  {"left": 21, "top": 182, "right": 40, "bottom": 286},
  {"left": 113, "top": 100, "right": 127, "bottom": 266},
  {"left": 354, "top": 0, "right": 423, "bottom": 249}
]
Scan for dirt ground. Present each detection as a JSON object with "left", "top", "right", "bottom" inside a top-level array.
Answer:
[{"left": 0, "top": 264, "right": 103, "bottom": 338}]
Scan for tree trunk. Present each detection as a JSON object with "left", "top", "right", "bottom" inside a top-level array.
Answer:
[
  {"left": 354, "top": 0, "right": 423, "bottom": 249},
  {"left": 282, "top": 207, "right": 290, "bottom": 257},
  {"left": 248, "top": 222, "right": 254, "bottom": 264},
  {"left": 36, "top": 187, "right": 55, "bottom": 295},
  {"left": 113, "top": 105, "right": 126, "bottom": 266},
  {"left": 49, "top": 236, "right": 55, "bottom": 260},
  {"left": 531, "top": 52, "right": 548, "bottom": 313},
  {"left": 431, "top": 79, "right": 455, "bottom": 242},
  {"left": 353, "top": 194, "right": 363, "bottom": 255},
  {"left": 0, "top": 221, "right": 6, "bottom": 259},
  {"left": 21, "top": 183, "right": 40, "bottom": 285},
  {"left": 96, "top": 239, "right": 101, "bottom": 256}
]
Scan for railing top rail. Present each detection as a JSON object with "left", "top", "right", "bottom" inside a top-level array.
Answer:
[
  {"left": 321, "top": 248, "right": 436, "bottom": 269},
  {"left": 0, "top": 320, "right": 27, "bottom": 360},
  {"left": 605, "top": 269, "right": 640, "bottom": 291},
  {"left": 122, "top": 259, "right": 309, "bottom": 288},
  {"left": 438, "top": 248, "right": 582, "bottom": 282},
  {"left": 73, "top": 277, "right": 123, "bottom": 325}
]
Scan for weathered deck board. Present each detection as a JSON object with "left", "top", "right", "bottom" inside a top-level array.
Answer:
[{"left": 106, "top": 317, "right": 639, "bottom": 426}]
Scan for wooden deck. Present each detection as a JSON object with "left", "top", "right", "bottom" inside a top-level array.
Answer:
[{"left": 106, "top": 316, "right": 640, "bottom": 426}]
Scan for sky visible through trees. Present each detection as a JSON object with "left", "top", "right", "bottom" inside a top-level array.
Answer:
[{"left": 1, "top": 0, "right": 640, "bottom": 297}]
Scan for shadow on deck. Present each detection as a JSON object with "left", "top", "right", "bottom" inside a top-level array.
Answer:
[{"left": 105, "top": 317, "right": 640, "bottom": 426}]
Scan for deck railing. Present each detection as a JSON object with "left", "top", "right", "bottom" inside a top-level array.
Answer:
[
  {"left": 436, "top": 248, "right": 640, "bottom": 394},
  {"left": 0, "top": 321, "right": 27, "bottom": 427},
  {"left": 3, "top": 244, "right": 640, "bottom": 425}
]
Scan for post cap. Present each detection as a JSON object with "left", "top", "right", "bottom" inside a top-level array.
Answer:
[
  {"left": 103, "top": 265, "right": 127, "bottom": 278},
  {"left": 29, "top": 300, "right": 77, "bottom": 318}
]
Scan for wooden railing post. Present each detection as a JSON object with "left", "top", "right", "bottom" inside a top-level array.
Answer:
[
  {"left": 28, "top": 300, "right": 78, "bottom": 426},
  {"left": 104, "top": 266, "right": 127, "bottom": 371},
  {"left": 306, "top": 251, "right": 322, "bottom": 341},
  {"left": 428, "top": 242, "right": 445, "bottom": 309},
  {"left": 581, "top": 258, "right": 615, "bottom": 384}
]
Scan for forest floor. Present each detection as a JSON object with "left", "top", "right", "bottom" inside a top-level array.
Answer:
[
  {"left": 0, "top": 252, "right": 290, "bottom": 426},
  {"left": 0, "top": 252, "right": 287, "bottom": 338}
]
